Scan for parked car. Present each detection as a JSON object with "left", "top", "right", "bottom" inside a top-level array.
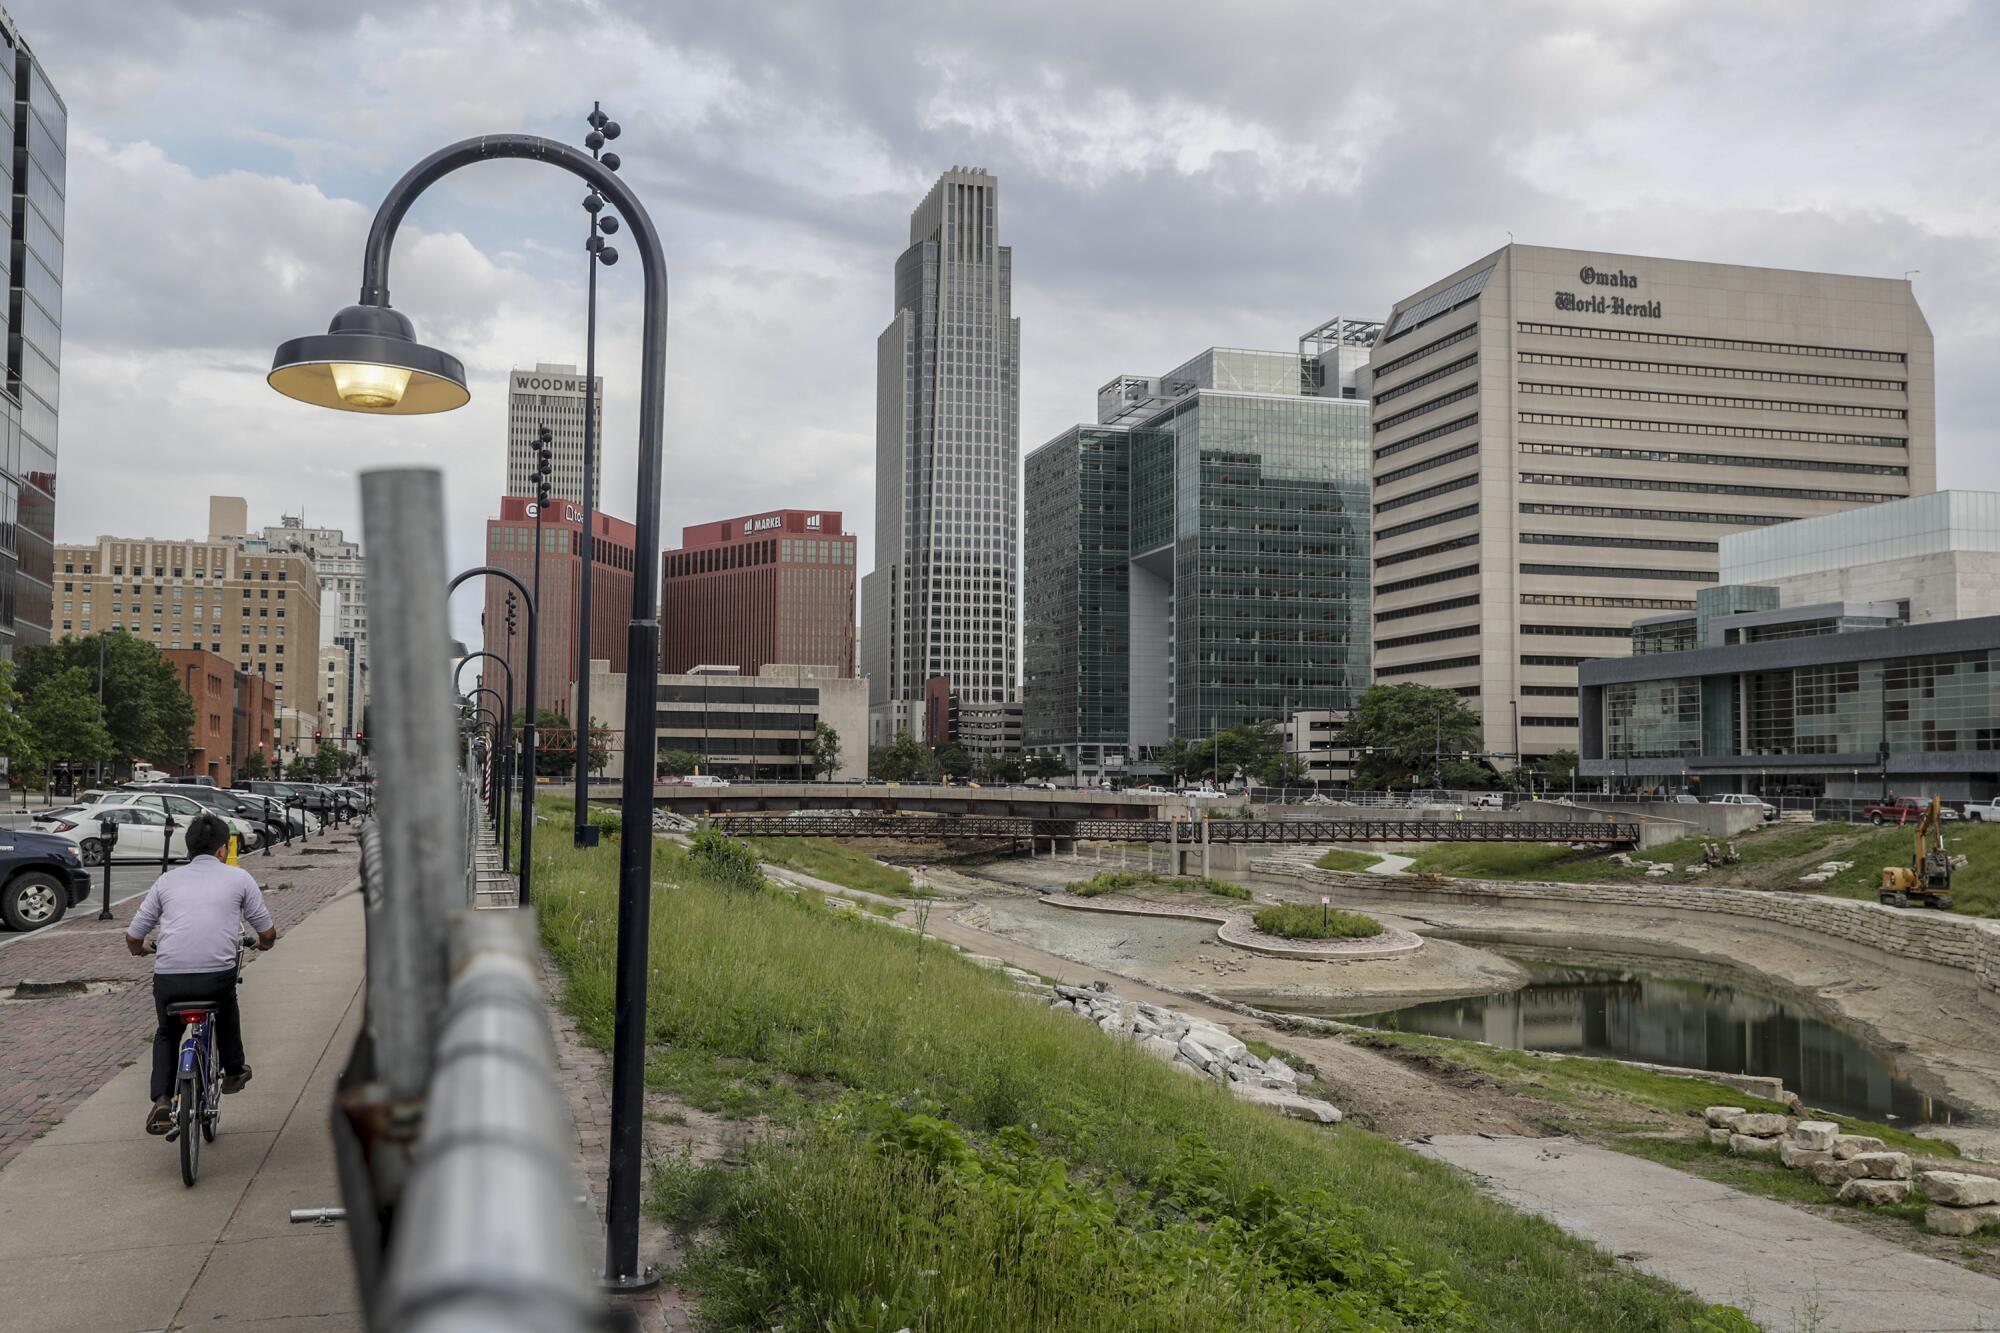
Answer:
[
  {"left": 685, "top": 774, "right": 730, "bottom": 788},
  {"left": 1669, "top": 794, "right": 1701, "bottom": 804},
  {"left": 1864, "top": 796, "right": 1959, "bottom": 825},
  {"left": 1709, "top": 793, "right": 1777, "bottom": 820},
  {"left": 1470, "top": 793, "right": 1506, "bottom": 809},
  {"left": 0, "top": 828, "right": 91, "bottom": 931},
  {"left": 133, "top": 783, "right": 288, "bottom": 847},
  {"left": 1964, "top": 799, "right": 2000, "bottom": 822},
  {"left": 44, "top": 799, "right": 190, "bottom": 867}
]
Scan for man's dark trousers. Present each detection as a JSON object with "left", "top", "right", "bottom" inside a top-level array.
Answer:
[{"left": 150, "top": 969, "right": 243, "bottom": 1100}]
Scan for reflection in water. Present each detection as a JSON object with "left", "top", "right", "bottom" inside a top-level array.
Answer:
[{"left": 1344, "top": 960, "right": 1952, "bottom": 1124}]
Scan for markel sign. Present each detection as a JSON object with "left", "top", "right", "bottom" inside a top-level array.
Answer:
[{"left": 1553, "top": 265, "right": 1661, "bottom": 319}]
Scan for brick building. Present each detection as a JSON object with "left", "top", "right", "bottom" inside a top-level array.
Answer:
[
  {"left": 163, "top": 648, "right": 275, "bottom": 784},
  {"left": 481, "top": 496, "right": 637, "bottom": 718},
  {"left": 58, "top": 529, "right": 323, "bottom": 725},
  {"left": 661, "top": 510, "right": 855, "bottom": 677}
]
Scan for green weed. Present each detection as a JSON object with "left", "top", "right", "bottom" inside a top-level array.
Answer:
[
  {"left": 1064, "top": 870, "right": 1249, "bottom": 900},
  {"left": 1314, "top": 848, "right": 1384, "bottom": 872},
  {"left": 1254, "top": 901, "right": 1384, "bottom": 939}
]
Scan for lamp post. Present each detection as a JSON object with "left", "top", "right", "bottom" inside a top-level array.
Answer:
[
  {"left": 528, "top": 427, "right": 553, "bottom": 819},
  {"left": 467, "top": 684, "right": 511, "bottom": 866},
  {"left": 270, "top": 131, "right": 667, "bottom": 1291},
  {"left": 574, "top": 103, "right": 621, "bottom": 846},
  {"left": 455, "top": 652, "right": 515, "bottom": 853},
  {"left": 450, "top": 566, "right": 539, "bottom": 907}
]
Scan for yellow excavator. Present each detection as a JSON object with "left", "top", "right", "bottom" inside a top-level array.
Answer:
[{"left": 1879, "top": 795, "right": 1955, "bottom": 910}]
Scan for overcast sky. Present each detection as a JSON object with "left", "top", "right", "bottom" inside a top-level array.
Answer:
[{"left": 26, "top": 0, "right": 2000, "bottom": 647}]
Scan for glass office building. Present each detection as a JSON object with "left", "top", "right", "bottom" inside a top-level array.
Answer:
[
  {"left": 1024, "top": 340, "right": 1373, "bottom": 777},
  {"left": 0, "top": 9, "right": 60, "bottom": 659}
]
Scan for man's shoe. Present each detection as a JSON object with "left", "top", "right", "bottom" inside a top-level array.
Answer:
[
  {"left": 221, "top": 1066, "right": 252, "bottom": 1094},
  {"left": 145, "top": 1098, "right": 173, "bottom": 1134}
]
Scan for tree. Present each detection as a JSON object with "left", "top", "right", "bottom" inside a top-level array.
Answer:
[
  {"left": 976, "top": 751, "right": 1025, "bottom": 784},
  {"left": 1161, "top": 722, "right": 1288, "bottom": 787},
  {"left": 1256, "top": 749, "right": 1308, "bottom": 788},
  {"left": 1512, "top": 748, "right": 1579, "bottom": 795},
  {"left": 285, "top": 754, "right": 315, "bottom": 781},
  {"left": 1024, "top": 750, "right": 1068, "bottom": 782},
  {"left": 869, "top": 729, "right": 938, "bottom": 782},
  {"left": 237, "top": 749, "right": 269, "bottom": 781},
  {"left": 936, "top": 743, "right": 971, "bottom": 779},
  {"left": 659, "top": 748, "right": 701, "bottom": 777},
  {"left": 25, "top": 666, "right": 113, "bottom": 772},
  {"left": 312, "top": 739, "right": 343, "bottom": 781},
  {"left": 512, "top": 708, "right": 579, "bottom": 778},
  {"left": 0, "top": 661, "right": 39, "bottom": 782},
  {"left": 17, "top": 633, "right": 194, "bottom": 771},
  {"left": 1338, "top": 685, "right": 1484, "bottom": 790},
  {"left": 583, "top": 724, "right": 611, "bottom": 778},
  {"left": 811, "top": 722, "right": 841, "bottom": 779}
]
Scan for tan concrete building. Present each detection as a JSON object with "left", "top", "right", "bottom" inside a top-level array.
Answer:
[
  {"left": 57, "top": 532, "right": 324, "bottom": 727},
  {"left": 1368, "top": 244, "right": 1934, "bottom": 765},
  {"left": 318, "top": 643, "right": 351, "bottom": 742}
]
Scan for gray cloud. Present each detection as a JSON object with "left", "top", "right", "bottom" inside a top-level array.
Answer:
[{"left": 21, "top": 0, "right": 2000, "bottom": 650}]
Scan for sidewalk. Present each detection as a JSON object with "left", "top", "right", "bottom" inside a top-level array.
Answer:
[
  {"left": 0, "top": 834, "right": 361, "bottom": 1168},
  {"left": 1418, "top": 1134, "right": 2000, "bottom": 1333},
  {"left": 0, "top": 875, "right": 366, "bottom": 1332}
]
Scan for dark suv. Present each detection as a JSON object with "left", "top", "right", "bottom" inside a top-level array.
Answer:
[{"left": 0, "top": 828, "right": 93, "bottom": 931}]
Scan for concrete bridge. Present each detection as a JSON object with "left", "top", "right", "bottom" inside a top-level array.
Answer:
[{"left": 706, "top": 813, "right": 1640, "bottom": 847}]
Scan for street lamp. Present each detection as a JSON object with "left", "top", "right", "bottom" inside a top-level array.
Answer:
[
  {"left": 452, "top": 568, "right": 538, "bottom": 907},
  {"left": 269, "top": 130, "right": 669, "bottom": 1290},
  {"left": 574, "top": 103, "right": 621, "bottom": 847},
  {"left": 464, "top": 680, "right": 512, "bottom": 870}
]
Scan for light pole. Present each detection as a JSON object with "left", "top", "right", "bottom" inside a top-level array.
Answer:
[
  {"left": 451, "top": 567, "right": 538, "bottom": 907},
  {"left": 574, "top": 103, "right": 621, "bottom": 846},
  {"left": 467, "top": 685, "right": 510, "bottom": 859},
  {"left": 269, "top": 132, "right": 667, "bottom": 1290},
  {"left": 458, "top": 653, "right": 515, "bottom": 868}
]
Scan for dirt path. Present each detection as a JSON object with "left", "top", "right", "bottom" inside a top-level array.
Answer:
[{"left": 1419, "top": 1134, "right": 2000, "bottom": 1333}]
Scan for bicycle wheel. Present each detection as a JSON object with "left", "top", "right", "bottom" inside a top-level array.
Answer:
[{"left": 178, "top": 1074, "right": 200, "bottom": 1186}]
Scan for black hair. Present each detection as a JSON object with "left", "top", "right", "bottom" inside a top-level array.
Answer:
[{"left": 185, "top": 812, "right": 232, "bottom": 858}]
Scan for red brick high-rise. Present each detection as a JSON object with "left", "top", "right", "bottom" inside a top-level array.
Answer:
[
  {"left": 163, "top": 649, "right": 275, "bottom": 785},
  {"left": 662, "top": 510, "right": 855, "bottom": 676},
  {"left": 481, "top": 496, "right": 638, "bottom": 719}
]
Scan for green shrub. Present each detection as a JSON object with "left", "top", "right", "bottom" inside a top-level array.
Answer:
[
  {"left": 1314, "top": 848, "right": 1382, "bottom": 872},
  {"left": 1253, "top": 902, "right": 1384, "bottom": 940},
  {"left": 1065, "top": 870, "right": 1249, "bottom": 900},
  {"left": 589, "top": 809, "right": 621, "bottom": 840},
  {"left": 688, "top": 827, "right": 765, "bottom": 892}
]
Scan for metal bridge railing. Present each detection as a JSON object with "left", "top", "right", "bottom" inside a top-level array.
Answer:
[
  {"left": 706, "top": 813, "right": 1641, "bottom": 846},
  {"left": 331, "top": 468, "right": 598, "bottom": 1332}
]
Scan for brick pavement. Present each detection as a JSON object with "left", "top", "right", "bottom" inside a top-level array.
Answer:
[{"left": 0, "top": 831, "right": 364, "bottom": 1169}]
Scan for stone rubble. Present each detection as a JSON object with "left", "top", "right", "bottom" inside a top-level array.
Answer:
[
  {"left": 1917, "top": 1170, "right": 2000, "bottom": 1235},
  {"left": 1042, "top": 982, "right": 1341, "bottom": 1124}
]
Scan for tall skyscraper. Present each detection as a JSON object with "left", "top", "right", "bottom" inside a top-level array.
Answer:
[
  {"left": 861, "top": 168, "right": 1020, "bottom": 746},
  {"left": 1024, "top": 324, "right": 1376, "bottom": 781},
  {"left": 0, "top": 8, "right": 62, "bottom": 660},
  {"left": 481, "top": 496, "right": 636, "bottom": 717},
  {"left": 255, "top": 513, "right": 368, "bottom": 732},
  {"left": 507, "top": 362, "right": 602, "bottom": 507},
  {"left": 1370, "top": 244, "right": 1934, "bottom": 766}
]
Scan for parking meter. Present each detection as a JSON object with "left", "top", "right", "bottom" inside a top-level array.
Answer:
[{"left": 96, "top": 816, "right": 119, "bottom": 920}]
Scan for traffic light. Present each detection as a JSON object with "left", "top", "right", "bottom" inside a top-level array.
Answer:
[{"left": 314, "top": 730, "right": 323, "bottom": 744}]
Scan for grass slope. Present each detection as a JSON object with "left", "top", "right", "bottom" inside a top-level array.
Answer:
[
  {"left": 1254, "top": 901, "right": 1384, "bottom": 940},
  {"left": 740, "top": 835, "right": 928, "bottom": 898},
  {"left": 534, "top": 808, "right": 1739, "bottom": 1330},
  {"left": 1314, "top": 848, "right": 1384, "bottom": 872},
  {"left": 1064, "top": 869, "right": 1249, "bottom": 900}
]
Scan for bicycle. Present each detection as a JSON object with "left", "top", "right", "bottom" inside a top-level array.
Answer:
[{"left": 159, "top": 938, "right": 247, "bottom": 1186}]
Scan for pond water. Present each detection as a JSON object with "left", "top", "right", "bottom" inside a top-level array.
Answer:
[{"left": 1336, "top": 953, "right": 1955, "bottom": 1124}]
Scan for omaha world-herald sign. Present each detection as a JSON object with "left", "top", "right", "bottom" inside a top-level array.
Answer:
[{"left": 1553, "top": 265, "right": 1661, "bottom": 318}]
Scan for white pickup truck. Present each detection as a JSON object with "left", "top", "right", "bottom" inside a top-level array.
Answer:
[{"left": 1964, "top": 799, "right": 2000, "bottom": 822}]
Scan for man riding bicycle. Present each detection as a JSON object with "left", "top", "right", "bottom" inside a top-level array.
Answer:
[{"left": 124, "top": 812, "right": 277, "bottom": 1134}]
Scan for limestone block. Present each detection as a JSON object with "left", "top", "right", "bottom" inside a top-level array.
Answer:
[
  {"left": 1184, "top": 1024, "right": 1248, "bottom": 1064},
  {"left": 1832, "top": 1135, "right": 1886, "bottom": 1160},
  {"left": 1138, "top": 1036, "right": 1182, "bottom": 1064},
  {"left": 1229, "top": 1082, "right": 1342, "bottom": 1123},
  {"left": 1791, "top": 1121, "right": 1840, "bottom": 1151},
  {"left": 1099, "top": 1013, "right": 1131, "bottom": 1037},
  {"left": 1731, "top": 1134, "right": 1781, "bottom": 1156},
  {"left": 1918, "top": 1171, "right": 2000, "bottom": 1207},
  {"left": 1925, "top": 1203, "right": 2000, "bottom": 1236},
  {"left": 1264, "top": 1058, "right": 1298, "bottom": 1085},
  {"left": 1837, "top": 1178, "right": 1911, "bottom": 1205},
  {"left": 1178, "top": 1034, "right": 1220, "bottom": 1073},
  {"left": 1706, "top": 1127, "right": 1734, "bottom": 1147},
  {"left": 1054, "top": 983, "right": 1097, "bottom": 1001},
  {"left": 1730, "top": 1113, "right": 1791, "bottom": 1137},
  {"left": 1846, "top": 1152, "right": 1912, "bottom": 1181},
  {"left": 1778, "top": 1141, "right": 1830, "bottom": 1169},
  {"left": 1811, "top": 1159, "right": 1860, "bottom": 1187},
  {"left": 1704, "top": 1105, "right": 1747, "bottom": 1128}
]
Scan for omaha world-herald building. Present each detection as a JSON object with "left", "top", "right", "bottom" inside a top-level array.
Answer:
[{"left": 1369, "top": 244, "right": 1935, "bottom": 766}]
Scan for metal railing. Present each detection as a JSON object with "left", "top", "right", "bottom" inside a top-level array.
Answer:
[
  {"left": 707, "top": 812, "right": 1641, "bottom": 846},
  {"left": 331, "top": 468, "right": 598, "bottom": 1332}
]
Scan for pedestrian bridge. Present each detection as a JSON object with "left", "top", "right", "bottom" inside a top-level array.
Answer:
[
  {"left": 589, "top": 781, "right": 1168, "bottom": 820},
  {"left": 705, "top": 813, "right": 1640, "bottom": 846}
]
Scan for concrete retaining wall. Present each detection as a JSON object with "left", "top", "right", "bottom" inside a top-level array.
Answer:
[{"left": 1259, "top": 861, "right": 2000, "bottom": 1004}]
